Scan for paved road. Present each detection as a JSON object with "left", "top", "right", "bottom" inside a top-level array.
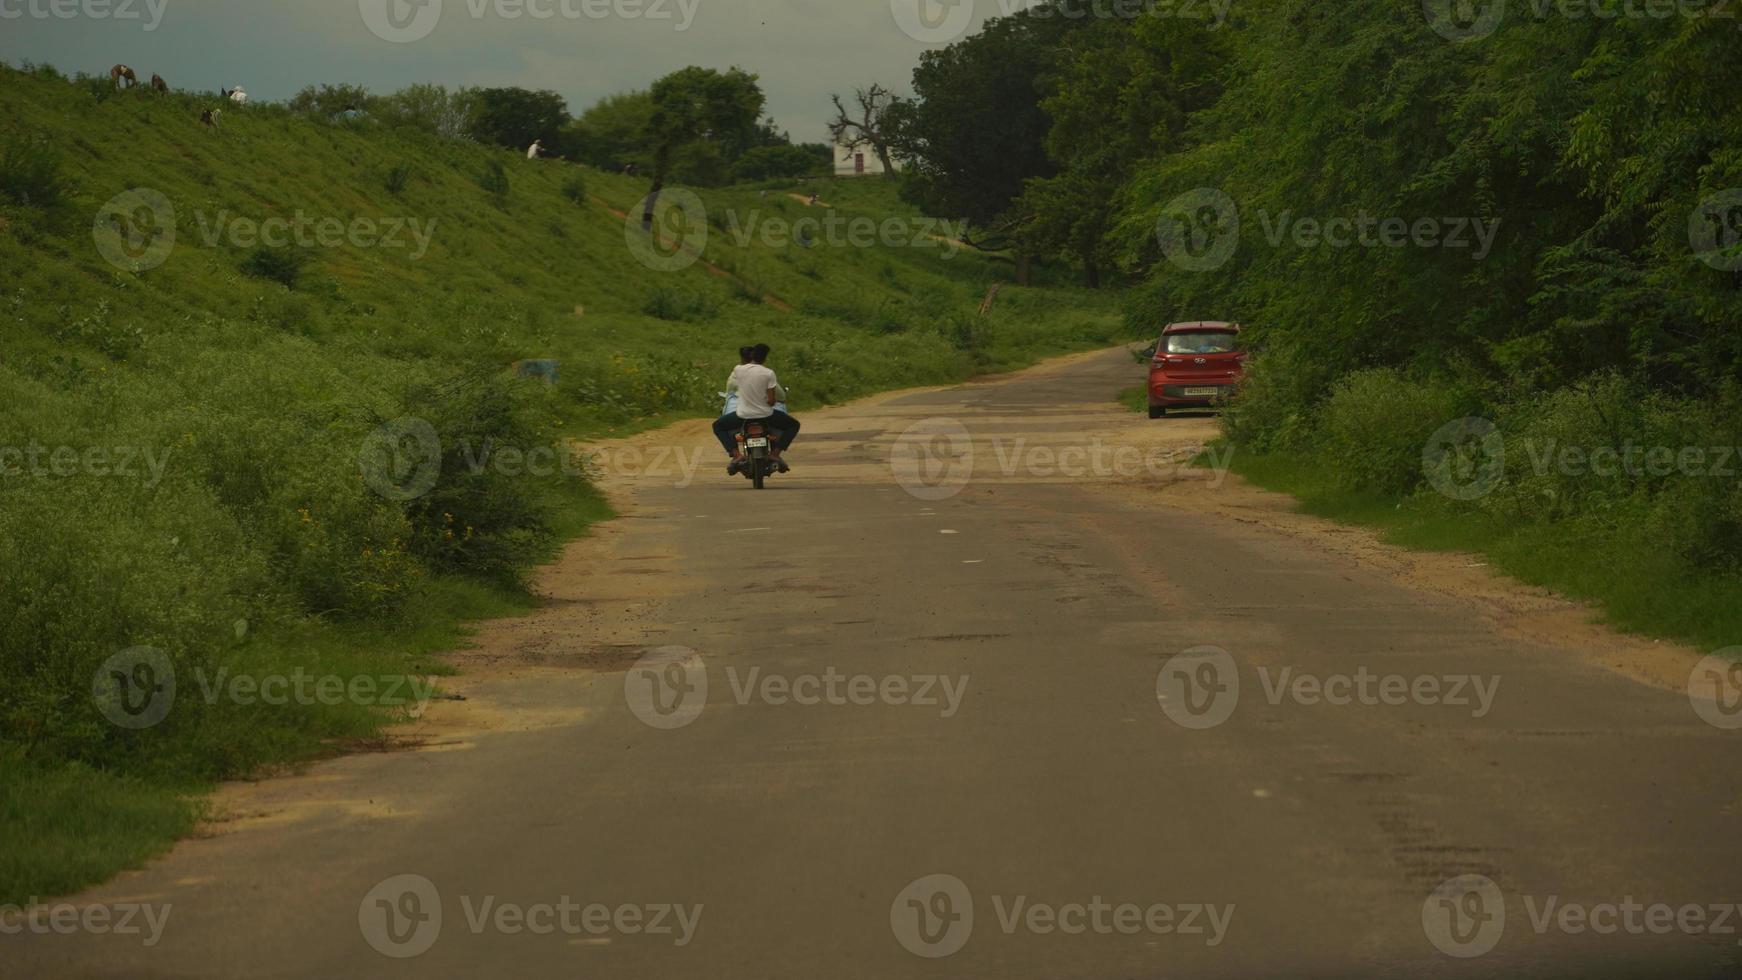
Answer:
[{"left": 12, "top": 349, "right": 1742, "bottom": 978}]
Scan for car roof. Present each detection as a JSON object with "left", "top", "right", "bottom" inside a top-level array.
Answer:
[{"left": 1163, "top": 321, "right": 1240, "bottom": 333}]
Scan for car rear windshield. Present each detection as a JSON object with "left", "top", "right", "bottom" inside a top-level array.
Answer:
[{"left": 1166, "top": 332, "right": 1238, "bottom": 354}]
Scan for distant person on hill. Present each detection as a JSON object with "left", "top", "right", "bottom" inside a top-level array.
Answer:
[{"left": 527, "top": 140, "right": 545, "bottom": 160}]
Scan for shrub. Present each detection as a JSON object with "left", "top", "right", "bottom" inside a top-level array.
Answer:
[
  {"left": 476, "top": 158, "right": 510, "bottom": 200},
  {"left": 0, "top": 136, "right": 65, "bottom": 208},
  {"left": 239, "top": 246, "right": 310, "bottom": 289},
  {"left": 561, "top": 174, "right": 587, "bottom": 205},
  {"left": 1318, "top": 368, "right": 1474, "bottom": 496},
  {"left": 383, "top": 163, "right": 413, "bottom": 195},
  {"left": 642, "top": 288, "right": 717, "bottom": 321}
]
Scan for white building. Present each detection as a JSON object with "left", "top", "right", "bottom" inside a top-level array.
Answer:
[{"left": 834, "top": 141, "right": 898, "bottom": 177}]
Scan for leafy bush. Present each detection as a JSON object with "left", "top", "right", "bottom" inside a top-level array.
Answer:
[
  {"left": 0, "top": 136, "right": 65, "bottom": 208},
  {"left": 561, "top": 174, "right": 587, "bottom": 205},
  {"left": 477, "top": 158, "right": 510, "bottom": 200},
  {"left": 383, "top": 163, "right": 413, "bottom": 195},
  {"left": 642, "top": 287, "right": 718, "bottom": 321},
  {"left": 239, "top": 246, "right": 310, "bottom": 288},
  {"left": 1319, "top": 369, "right": 1475, "bottom": 496}
]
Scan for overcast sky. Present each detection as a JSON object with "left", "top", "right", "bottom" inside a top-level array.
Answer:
[{"left": 2, "top": 0, "right": 1015, "bottom": 142}]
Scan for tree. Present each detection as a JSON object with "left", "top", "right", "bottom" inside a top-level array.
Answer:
[
  {"left": 469, "top": 87, "right": 570, "bottom": 154},
  {"left": 1017, "top": 11, "right": 1229, "bottom": 285},
  {"left": 565, "top": 91, "right": 657, "bottom": 171},
  {"left": 828, "top": 85, "right": 905, "bottom": 178},
  {"left": 288, "top": 83, "right": 373, "bottom": 119},
  {"left": 375, "top": 84, "right": 478, "bottom": 141},
  {"left": 885, "top": 10, "right": 1069, "bottom": 280},
  {"left": 640, "top": 67, "right": 766, "bottom": 226},
  {"left": 732, "top": 144, "right": 823, "bottom": 182}
]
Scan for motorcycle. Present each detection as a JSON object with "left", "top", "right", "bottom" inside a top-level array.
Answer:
[{"left": 720, "top": 392, "right": 788, "bottom": 490}]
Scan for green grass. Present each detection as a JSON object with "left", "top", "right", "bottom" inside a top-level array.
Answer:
[
  {"left": 1229, "top": 449, "right": 1742, "bottom": 652},
  {"left": 0, "top": 64, "right": 1131, "bottom": 903},
  {"left": 1116, "top": 385, "right": 1147, "bottom": 414}
]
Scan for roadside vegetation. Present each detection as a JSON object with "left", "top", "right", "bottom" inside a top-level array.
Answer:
[
  {"left": 885, "top": 0, "right": 1741, "bottom": 649},
  {"left": 0, "top": 63, "right": 1123, "bottom": 902}
]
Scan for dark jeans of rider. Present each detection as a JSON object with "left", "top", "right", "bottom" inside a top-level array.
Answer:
[{"left": 713, "top": 411, "right": 801, "bottom": 455}]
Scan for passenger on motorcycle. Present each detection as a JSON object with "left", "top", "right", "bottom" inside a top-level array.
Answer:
[{"left": 713, "top": 344, "right": 801, "bottom": 475}]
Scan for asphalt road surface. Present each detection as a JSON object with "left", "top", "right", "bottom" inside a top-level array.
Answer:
[{"left": 12, "top": 349, "right": 1742, "bottom": 979}]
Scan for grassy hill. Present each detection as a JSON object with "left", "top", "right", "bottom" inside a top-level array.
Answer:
[{"left": 0, "top": 63, "right": 1127, "bottom": 902}]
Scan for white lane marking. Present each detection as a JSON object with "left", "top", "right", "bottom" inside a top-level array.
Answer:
[
  {"left": 727, "top": 527, "right": 772, "bottom": 534},
  {"left": 962, "top": 560, "right": 984, "bottom": 565},
  {"left": 940, "top": 530, "right": 958, "bottom": 535}
]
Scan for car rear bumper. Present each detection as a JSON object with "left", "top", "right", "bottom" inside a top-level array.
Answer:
[{"left": 1150, "top": 382, "right": 1236, "bottom": 406}]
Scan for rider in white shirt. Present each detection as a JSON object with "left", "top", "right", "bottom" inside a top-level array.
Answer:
[{"left": 714, "top": 344, "right": 801, "bottom": 474}]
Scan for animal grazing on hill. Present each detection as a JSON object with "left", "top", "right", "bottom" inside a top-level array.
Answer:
[
  {"left": 200, "top": 107, "right": 222, "bottom": 129},
  {"left": 110, "top": 65, "right": 138, "bottom": 89},
  {"left": 150, "top": 74, "right": 168, "bottom": 94},
  {"left": 222, "top": 87, "right": 248, "bottom": 106}
]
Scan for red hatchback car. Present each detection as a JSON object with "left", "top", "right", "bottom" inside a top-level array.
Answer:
[{"left": 1147, "top": 321, "right": 1245, "bottom": 418}]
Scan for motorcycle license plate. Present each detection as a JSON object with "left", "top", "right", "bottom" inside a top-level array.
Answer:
[
  {"left": 1184, "top": 387, "right": 1220, "bottom": 397},
  {"left": 746, "top": 437, "right": 770, "bottom": 448}
]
